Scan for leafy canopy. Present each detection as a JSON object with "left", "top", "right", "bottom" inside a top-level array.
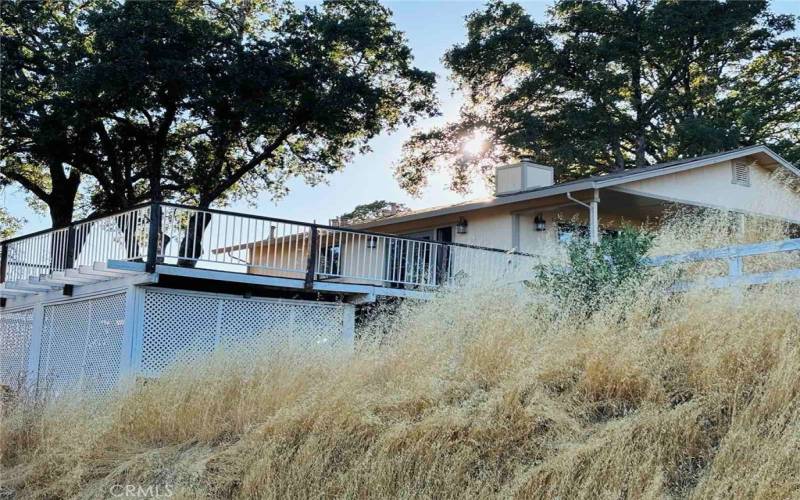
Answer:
[
  {"left": 337, "top": 200, "right": 410, "bottom": 224},
  {"left": 1, "top": 0, "right": 437, "bottom": 226},
  {"left": 396, "top": 0, "right": 799, "bottom": 194}
]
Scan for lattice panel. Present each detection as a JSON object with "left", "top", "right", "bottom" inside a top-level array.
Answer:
[
  {"left": 82, "top": 295, "right": 127, "bottom": 394},
  {"left": 218, "top": 299, "right": 346, "bottom": 354},
  {"left": 139, "top": 290, "right": 219, "bottom": 376},
  {"left": 0, "top": 308, "right": 34, "bottom": 390},
  {"left": 38, "top": 293, "right": 126, "bottom": 395},
  {"left": 139, "top": 289, "right": 348, "bottom": 377}
]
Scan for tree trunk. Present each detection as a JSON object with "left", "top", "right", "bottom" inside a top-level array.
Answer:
[
  {"left": 47, "top": 185, "right": 78, "bottom": 229},
  {"left": 176, "top": 210, "right": 213, "bottom": 268},
  {"left": 630, "top": 9, "right": 647, "bottom": 168},
  {"left": 114, "top": 210, "right": 146, "bottom": 261},
  {"left": 47, "top": 177, "right": 80, "bottom": 271}
]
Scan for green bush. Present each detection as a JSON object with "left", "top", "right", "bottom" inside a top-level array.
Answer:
[{"left": 534, "top": 226, "right": 654, "bottom": 314}]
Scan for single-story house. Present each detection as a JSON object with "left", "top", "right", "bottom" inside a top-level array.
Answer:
[
  {"left": 232, "top": 145, "right": 800, "bottom": 286},
  {"left": 347, "top": 145, "right": 800, "bottom": 250}
]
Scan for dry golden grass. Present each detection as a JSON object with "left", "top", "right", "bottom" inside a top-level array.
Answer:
[{"left": 2, "top": 214, "right": 800, "bottom": 499}]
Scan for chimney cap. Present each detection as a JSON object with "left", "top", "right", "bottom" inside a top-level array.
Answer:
[{"left": 519, "top": 154, "right": 536, "bottom": 163}]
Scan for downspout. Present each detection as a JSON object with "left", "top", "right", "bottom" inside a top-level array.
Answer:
[{"left": 566, "top": 189, "right": 600, "bottom": 244}]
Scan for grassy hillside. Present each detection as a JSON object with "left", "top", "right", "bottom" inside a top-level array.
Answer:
[{"left": 2, "top": 214, "right": 799, "bottom": 499}]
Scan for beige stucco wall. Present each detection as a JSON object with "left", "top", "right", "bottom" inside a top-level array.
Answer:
[
  {"left": 514, "top": 207, "right": 647, "bottom": 255},
  {"left": 364, "top": 193, "right": 646, "bottom": 257},
  {"left": 619, "top": 160, "right": 800, "bottom": 222},
  {"left": 453, "top": 208, "right": 513, "bottom": 249},
  {"left": 248, "top": 239, "right": 309, "bottom": 280}
]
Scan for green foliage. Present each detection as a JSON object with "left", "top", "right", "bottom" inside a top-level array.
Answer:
[
  {"left": 2, "top": 0, "right": 437, "bottom": 225},
  {"left": 534, "top": 227, "right": 654, "bottom": 313},
  {"left": 338, "top": 200, "right": 409, "bottom": 224},
  {"left": 397, "top": 0, "right": 800, "bottom": 194},
  {"left": 0, "top": 207, "right": 22, "bottom": 239},
  {"left": 0, "top": 1, "right": 84, "bottom": 226}
]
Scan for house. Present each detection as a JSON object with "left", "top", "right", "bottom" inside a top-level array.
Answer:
[
  {"left": 235, "top": 145, "right": 800, "bottom": 286},
  {"left": 347, "top": 145, "right": 800, "bottom": 251},
  {"left": 1, "top": 145, "right": 797, "bottom": 397}
]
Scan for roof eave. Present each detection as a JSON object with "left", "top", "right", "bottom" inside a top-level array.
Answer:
[
  {"left": 355, "top": 145, "right": 799, "bottom": 229},
  {"left": 351, "top": 181, "right": 598, "bottom": 229},
  {"left": 594, "top": 145, "right": 799, "bottom": 188}
]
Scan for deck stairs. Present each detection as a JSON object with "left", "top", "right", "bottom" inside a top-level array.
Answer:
[{"left": 0, "top": 261, "right": 145, "bottom": 299}]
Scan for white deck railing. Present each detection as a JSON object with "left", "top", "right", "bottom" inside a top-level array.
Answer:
[
  {"left": 5, "top": 203, "right": 796, "bottom": 294},
  {"left": 160, "top": 204, "right": 537, "bottom": 288},
  {"left": 0, "top": 203, "right": 538, "bottom": 291},
  {"left": 1, "top": 206, "right": 151, "bottom": 283}
]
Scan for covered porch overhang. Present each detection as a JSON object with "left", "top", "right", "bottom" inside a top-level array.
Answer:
[
  {"left": 510, "top": 186, "right": 800, "bottom": 249},
  {"left": 367, "top": 188, "right": 683, "bottom": 248}
]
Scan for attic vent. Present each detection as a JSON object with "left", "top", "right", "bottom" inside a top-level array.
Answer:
[{"left": 732, "top": 161, "right": 750, "bottom": 186}]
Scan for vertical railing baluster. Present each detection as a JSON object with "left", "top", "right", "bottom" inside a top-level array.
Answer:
[
  {"left": 279, "top": 222, "right": 286, "bottom": 271},
  {"left": 0, "top": 242, "right": 7, "bottom": 307}
]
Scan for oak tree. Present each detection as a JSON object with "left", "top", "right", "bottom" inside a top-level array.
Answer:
[{"left": 397, "top": 0, "right": 799, "bottom": 193}]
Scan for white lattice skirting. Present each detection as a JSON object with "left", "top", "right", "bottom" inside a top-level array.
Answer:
[{"left": 0, "top": 287, "right": 354, "bottom": 396}]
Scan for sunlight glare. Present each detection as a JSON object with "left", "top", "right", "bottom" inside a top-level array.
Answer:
[{"left": 462, "top": 130, "right": 489, "bottom": 157}]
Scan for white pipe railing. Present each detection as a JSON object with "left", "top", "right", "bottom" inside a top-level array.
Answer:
[
  {"left": 159, "top": 204, "right": 538, "bottom": 289},
  {"left": 71, "top": 206, "right": 151, "bottom": 267},
  {"left": 0, "top": 205, "right": 151, "bottom": 285},
  {"left": 0, "top": 202, "right": 537, "bottom": 290},
  {"left": 315, "top": 228, "right": 444, "bottom": 287},
  {"left": 3, "top": 227, "right": 70, "bottom": 282},
  {"left": 160, "top": 205, "right": 312, "bottom": 277}
]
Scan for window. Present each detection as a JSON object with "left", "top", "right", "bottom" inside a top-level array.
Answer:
[
  {"left": 732, "top": 161, "right": 750, "bottom": 186},
  {"left": 557, "top": 223, "right": 587, "bottom": 244}
]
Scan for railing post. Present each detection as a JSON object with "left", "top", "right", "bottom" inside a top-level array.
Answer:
[
  {"left": 304, "top": 225, "right": 319, "bottom": 291},
  {"left": 146, "top": 203, "right": 162, "bottom": 273},
  {"left": 0, "top": 242, "right": 7, "bottom": 284},
  {"left": 1, "top": 243, "right": 7, "bottom": 308},
  {"left": 728, "top": 256, "right": 743, "bottom": 278}
]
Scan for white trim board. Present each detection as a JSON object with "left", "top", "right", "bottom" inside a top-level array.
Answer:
[{"left": 1, "top": 273, "right": 155, "bottom": 310}]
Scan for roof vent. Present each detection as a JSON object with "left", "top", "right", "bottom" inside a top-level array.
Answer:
[
  {"left": 495, "top": 158, "right": 555, "bottom": 195},
  {"left": 732, "top": 161, "right": 750, "bottom": 186}
]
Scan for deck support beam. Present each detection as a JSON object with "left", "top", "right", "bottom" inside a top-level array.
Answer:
[{"left": 347, "top": 293, "right": 376, "bottom": 305}]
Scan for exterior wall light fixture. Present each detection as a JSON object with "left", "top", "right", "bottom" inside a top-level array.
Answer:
[
  {"left": 456, "top": 217, "right": 468, "bottom": 234},
  {"left": 534, "top": 215, "right": 547, "bottom": 231}
]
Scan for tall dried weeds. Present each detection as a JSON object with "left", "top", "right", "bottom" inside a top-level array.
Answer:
[{"left": 1, "top": 211, "right": 799, "bottom": 499}]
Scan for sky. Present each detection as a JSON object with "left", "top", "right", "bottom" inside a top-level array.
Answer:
[{"left": 4, "top": 0, "right": 799, "bottom": 233}]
